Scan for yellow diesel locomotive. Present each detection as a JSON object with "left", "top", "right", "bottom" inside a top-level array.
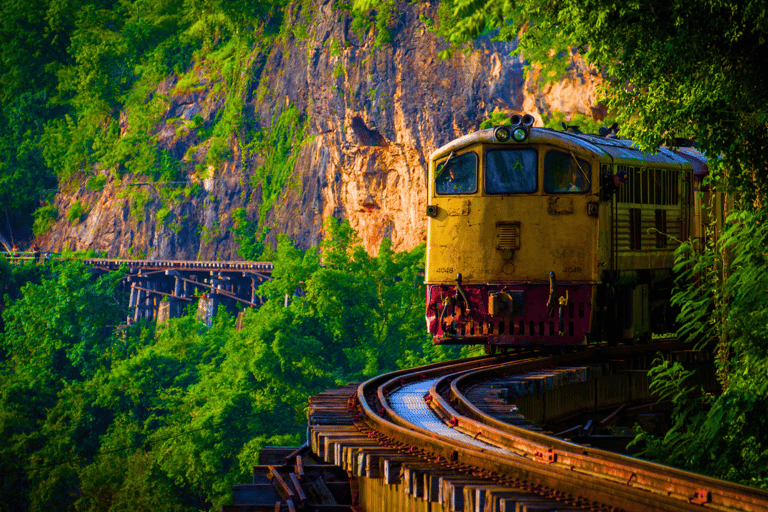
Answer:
[{"left": 425, "top": 116, "right": 708, "bottom": 349}]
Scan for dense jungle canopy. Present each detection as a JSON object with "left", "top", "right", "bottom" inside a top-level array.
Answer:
[{"left": 1, "top": 0, "right": 768, "bottom": 510}]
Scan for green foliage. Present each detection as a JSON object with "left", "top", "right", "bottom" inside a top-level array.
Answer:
[
  {"left": 199, "top": 219, "right": 222, "bottom": 246},
  {"left": 129, "top": 189, "right": 152, "bottom": 222},
  {"left": 32, "top": 204, "right": 59, "bottom": 237},
  {"left": 58, "top": 247, "right": 107, "bottom": 260},
  {"left": 479, "top": 109, "right": 513, "bottom": 129},
  {"left": 248, "top": 103, "right": 312, "bottom": 228},
  {"left": 67, "top": 200, "right": 88, "bottom": 224},
  {"left": 0, "top": 220, "right": 438, "bottom": 510},
  {"left": 541, "top": 111, "right": 618, "bottom": 135},
  {"left": 479, "top": 109, "right": 618, "bottom": 134},
  {"left": 85, "top": 174, "right": 107, "bottom": 191},
  {"left": 231, "top": 207, "right": 266, "bottom": 260},
  {"left": 0, "top": 91, "right": 58, "bottom": 237},
  {"left": 341, "top": 0, "right": 397, "bottom": 49},
  {"left": 627, "top": 209, "right": 768, "bottom": 488},
  {"left": 156, "top": 206, "right": 172, "bottom": 226}
]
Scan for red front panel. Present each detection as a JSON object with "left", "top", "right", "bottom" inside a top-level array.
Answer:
[{"left": 426, "top": 283, "right": 592, "bottom": 346}]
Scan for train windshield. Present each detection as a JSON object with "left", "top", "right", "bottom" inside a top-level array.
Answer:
[
  {"left": 435, "top": 152, "right": 478, "bottom": 194},
  {"left": 485, "top": 148, "right": 538, "bottom": 194},
  {"left": 544, "top": 150, "right": 591, "bottom": 193}
]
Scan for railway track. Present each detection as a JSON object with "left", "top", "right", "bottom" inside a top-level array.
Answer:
[{"left": 302, "top": 342, "right": 768, "bottom": 512}]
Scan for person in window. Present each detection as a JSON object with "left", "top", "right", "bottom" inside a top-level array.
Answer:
[
  {"left": 435, "top": 152, "right": 477, "bottom": 194},
  {"left": 544, "top": 151, "right": 590, "bottom": 193}
]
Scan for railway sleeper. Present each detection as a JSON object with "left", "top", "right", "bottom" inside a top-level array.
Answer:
[
  {"left": 400, "top": 463, "right": 443, "bottom": 496},
  {"left": 227, "top": 457, "right": 354, "bottom": 512},
  {"left": 355, "top": 449, "right": 402, "bottom": 478},
  {"left": 322, "top": 435, "right": 372, "bottom": 464},
  {"left": 439, "top": 476, "right": 490, "bottom": 510},
  {"left": 309, "top": 426, "right": 359, "bottom": 451},
  {"left": 338, "top": 440, "right": 381, "bottom": 470},
  {"left": 488, "top": 490, "right": 580, "bottom": 512}
]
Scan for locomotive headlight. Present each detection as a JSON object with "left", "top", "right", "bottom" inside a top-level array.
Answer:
[
  {"left": 494, "top": 126, "right": 511, "bottom": 142},
  {"left": 511, "top": 126, "right": 529, "bottom": 142}
]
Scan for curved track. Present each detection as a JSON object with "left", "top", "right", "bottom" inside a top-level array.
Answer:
[{"left": 323, "top": 342, "right": 768, "bottom": 512}]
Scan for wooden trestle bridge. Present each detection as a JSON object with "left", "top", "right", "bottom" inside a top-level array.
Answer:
[
  {"left": 233, "top": 344, "right": 768, "bottom": 512},
  {"left": 2, "top": 252, "right": 274, "bottom": 324},
  {"left": 83, "top": 258, "right": 274, "bottom": 324}
]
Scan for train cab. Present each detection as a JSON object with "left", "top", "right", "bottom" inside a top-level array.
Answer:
[{"left": 425, "top": 118, "right": 700, "bottom": 348}]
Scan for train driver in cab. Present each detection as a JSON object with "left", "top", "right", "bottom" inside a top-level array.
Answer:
[
  {"left": 435, "top": 151, "right": 477, "bottom": 194},
  {"left": 544, "top": 150, "right": 591, "bottom": 193}
]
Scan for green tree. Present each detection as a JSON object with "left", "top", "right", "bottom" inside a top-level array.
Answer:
[
  {"left": 1, "top": 221, "right": 440, "bottom": 510},
  {"left": 354, "top": 0, "right": 768, "bottom": 486},
  {"left": 0, "top": 92, "right": 58, "bottom": 240},
  {"left": 356, "top": 0, "right": 767, "bottom": 201},
  {"left": 0, "top": 0, "right": 289, "bottom": 242},
  {"left": 629, "top": 208, "right": 768, "bottom": 488},
  {"left": 0, "top": 261, "right": 128, "bottom": 511}
]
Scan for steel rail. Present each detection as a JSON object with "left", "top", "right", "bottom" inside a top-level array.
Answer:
[
  {"left": 82, "top": 258, "right": 274, "bottom": 271},
  {"left": 357, "top": 344, "right": 768, "bottom": 512},
  {"left": 443, "top": 349, "right": 768, "bottom": 512}
]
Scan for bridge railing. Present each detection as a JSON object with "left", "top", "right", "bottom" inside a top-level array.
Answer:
[
  {"left": 1, "top": 251, "right": 60, "bottom": 265},
  {"left": 3, "top": 254, "right": 275, "bottom": 325}
]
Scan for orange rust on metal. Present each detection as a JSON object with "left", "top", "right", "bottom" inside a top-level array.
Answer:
[
  {"left": 288, "top": 473, "right": 307, "bottom": 506},
  {"left": 305, "top": 346, "right": 768, "bottom": 512},
  {"left": 294, "top": 456, "right": 304, "bottom": 479},
  {"left": 689, "top": 488, "right": 711, "bottom": 505},
  {"left": 600, "top": 404, "right": 626, "bottom": 426},
  {"left": 273, "top": 502, "right": 280, "bottom": 512},
  {"left": 533, "top": 449, "right": 557, "bottom": 464}
]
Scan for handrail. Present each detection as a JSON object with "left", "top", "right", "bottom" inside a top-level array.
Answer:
[{"left": 1, "top": 251, "right": 60, "bottom": 265}]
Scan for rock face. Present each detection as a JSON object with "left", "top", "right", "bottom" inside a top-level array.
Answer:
[{"left": 40, "top": 1, "right": 602, "bottom": 259}]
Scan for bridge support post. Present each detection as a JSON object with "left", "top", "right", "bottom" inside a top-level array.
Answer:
[
  {"left": 251, "top": 277, "right": 258, "bottom": 305},
  {"left": 134, "top": 285, "right": 145, "bottom": 323},
  {"left": 196, "top": 293, "right": 219, "bottom": 325},
  {"left": 145, "top": 281, "right": 156, "bottom": 322},
  {"left": 161, "top": 271, "right": 187, "bottom": 320}
]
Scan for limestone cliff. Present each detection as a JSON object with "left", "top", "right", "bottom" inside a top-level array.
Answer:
[{"left": 39, "top": 1, "right": 603, "bottom": 259}]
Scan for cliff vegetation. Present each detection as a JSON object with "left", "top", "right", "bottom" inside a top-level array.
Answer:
[{"left": 0, "top": 0, "right": 603, "bottom": 258}]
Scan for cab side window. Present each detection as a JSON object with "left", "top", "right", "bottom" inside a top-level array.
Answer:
[
  {"left": 435, "top": 152, "right": 478, "bottom": 194},
  {"left": 544, "top": 150, "right": 591, "bottom": 193}
]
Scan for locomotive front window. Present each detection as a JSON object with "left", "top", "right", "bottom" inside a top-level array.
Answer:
[
  {"left": 544, "top": 150, "right": 591, "bottom": 193},
  {"left": 485, "top": 148, "right": 537, "bottom": 194},
  {"left": 435, "top": 152, "right": 478, "bottom": 194}
]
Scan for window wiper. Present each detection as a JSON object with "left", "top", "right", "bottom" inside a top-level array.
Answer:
[
  {"left": 436, "top": 151, "right": 456, "bottom": 177},
  {"left": 569, "top": 150, "right": 590, "bottom": 184}
]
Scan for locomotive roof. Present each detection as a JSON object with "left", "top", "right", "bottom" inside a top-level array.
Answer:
[
  {"left": 430, "top": 127, "right": 707, "bottom": 170},
  {"left": 672, "top": 147, "right": 710, "bottom": 177}
]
